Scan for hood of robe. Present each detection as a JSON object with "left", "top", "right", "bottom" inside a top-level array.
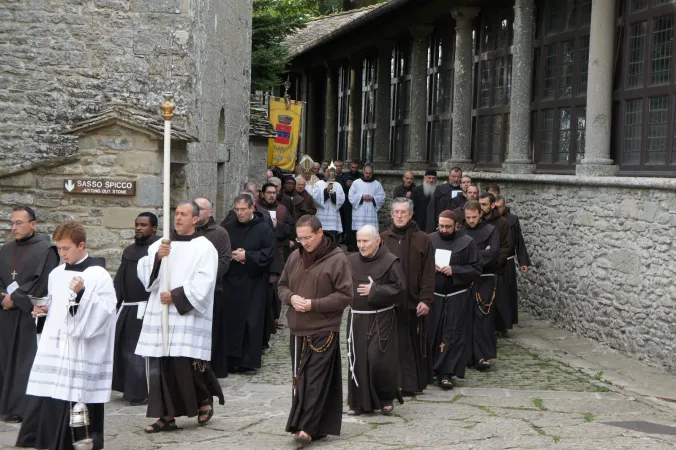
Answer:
[{"left": 348, "top": 243, "right": 398, "bottom": 283}]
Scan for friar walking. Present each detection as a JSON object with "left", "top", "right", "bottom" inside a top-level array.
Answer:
[
  {"left": 428, "top": 211, "right": 481, "bottom": 389},
  {"left": 346, "top": 225, "right": 405, "bottom": 416},
  {"left": 0, "top": 207, "right": 59, "bottom": 423},
  {"left": 112, "top": 212, "right": 160, "bottom": 406},
  {"left": 278, "top": 215, "right": 353, "bottom": 445}
]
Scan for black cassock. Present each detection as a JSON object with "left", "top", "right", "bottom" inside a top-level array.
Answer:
[
  {"left": 0, "top": 234, "right": 58, "bottom": 420},
  {"left": 410, "top": 185, "right": 431, "bottom": 232},
  {"left": 223, "top": 212, "right": 276, "bottom": 371},
  {"left": 425, "top": 184, "right": 462, "bottom": 233},
  {"left": 503, "top": 209, "right": 531, "bottom": 325},
  {"left": 346, "top": 245, "right": 405, "bottom": 413},
  {"left": 112, "top": 236, "right": 160, "bottom": 404},
  {"left": 461, "top": 223, "right": 500, "bottom": 364},
  {"left": 428, "top": 232, "right": 481, "bottom": 379}
]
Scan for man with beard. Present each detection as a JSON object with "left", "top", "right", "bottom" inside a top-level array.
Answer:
[
  {"left": 428, "top": 211, "right": 481, "bottom": 389},
  {"left": 410, "top": 169, "right": 437, "bottom": 231},
  {"left": 478, "top": 193, "right": 512, "bottom": 335},
  {"left": 487, "top": 184, "right": 501, "bottom": 195},
  {"left": 135, "top": 202, "right": 224, "bottom": 433},
  {"left": 0, "top": 207, "right": 59, "bottom": 423},
  {"left": 449, "top": 176, "right": 472, "bottom": 210},
  {"left": 425, "top": 167, "right": 463, "bottom": 232},
  {"left": 221, "top": 185, "right": 274, "bottom": 229},
  {"left": 223, "top": 194, "right": 276, "bottom": 372},
  {"left": 311, "top": 171, "right": 346, "bottom": 242},
  {"left": 348, "top": 164, "right": 386, "bottom": 244},
  {"left": 194, "top": 197, "right": 232, "bottom": 378},
  {"left": 453, "top": 184, "right": 480, "bottom": 224},
  {"left": 258, "top": 182, "right": 295, "bottom": 267},
  {"left": 462, "top": 201, "right": 500, "bottom": 371},
  {"left": 346, "top": 225, "right": 404, "bottom": 416},
  {"left": 278, "top": 215, "right": 353, "bottom": 445},
  {"left": 269, "top": 176, "right": 296, "bottom": 218},
  {"left": 112, "top": 212, "right": 160, "bottom": 405},
  {"left": 495, "top": 195, "right": 531, "bottom": 325},
  {"left": 339, "top": 160, "right": 362, "bottom": 249},
  {"left": 393, "top": 171, "right": 415, "bottom": 199},
  {"left": 285, "top": 175, "right": 317, "bottom": 220},
  {"left": 380, "top": 198, "right": 435, "bottom": 395}
]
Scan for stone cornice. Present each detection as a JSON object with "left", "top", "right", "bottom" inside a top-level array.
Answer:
[
  {"left": 0, "top": 155, "right": 79, "bottom": 179},
  {"left": 374, "top": 170, "right": 676, "bottom": 191}
]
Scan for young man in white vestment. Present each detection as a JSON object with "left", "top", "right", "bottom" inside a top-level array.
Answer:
[
  {"left": 348, "top": 164, "right": 387, "bottom": 235},
  {"left": 16, "top": 222, "right": 117, "bottom": 450},
  {"left": 135, "top": 201, "right": 224, "bottom": 433}
]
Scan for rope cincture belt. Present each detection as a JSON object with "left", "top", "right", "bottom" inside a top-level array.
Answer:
[
  {"left": 433, "top": 289, "right": 468, "bottom": 299},
  {"left": 347, "top": 305, "right": 395, "bottom": 387},
  {"left": 507, "top": 255, "right": 515, "bottom": 260}
]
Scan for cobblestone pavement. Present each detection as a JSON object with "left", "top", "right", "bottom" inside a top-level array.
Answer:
[{"left": 0, "top": 311, "right": 675, "bottom": 449}]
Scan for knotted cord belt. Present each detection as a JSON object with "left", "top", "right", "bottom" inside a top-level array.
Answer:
[{"left": 347, "top": 305, "right": 395, "bottom": 388}]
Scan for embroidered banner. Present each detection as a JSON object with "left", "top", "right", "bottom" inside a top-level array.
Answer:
[{"left": 268, "top": 97, "right": 303, "bottom": 171}]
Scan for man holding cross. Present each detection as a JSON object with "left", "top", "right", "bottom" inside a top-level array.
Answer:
[{"left": 0, "top": 206, "right": 59, "bottom": 423}]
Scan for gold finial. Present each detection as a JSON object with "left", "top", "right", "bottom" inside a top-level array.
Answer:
[{"left": 160, "top": 92, "right": 175, "bottom": 121}]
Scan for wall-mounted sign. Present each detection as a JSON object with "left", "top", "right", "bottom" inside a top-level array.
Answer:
[{"left": 63, "top": 179, "right": 136, "bottom": 196}]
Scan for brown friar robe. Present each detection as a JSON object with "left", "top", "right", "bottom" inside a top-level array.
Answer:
[
  {"left": 289, "top": 191, "right": 317, "bottom": 220},
  {"left": 502, "top": 207, "right": 531, "bottom": 325},
  {"left": 346, "top": 244, "right": 405, "bottom": 413},
  {"left": 380, "top": 220, "right": 435, "bottom": 394},
  {"left": 482, "top": 208, "right": 513, "bottom": 332}
]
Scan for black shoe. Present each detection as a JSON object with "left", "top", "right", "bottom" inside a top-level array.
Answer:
[{"left": 5, "top": 414, "right": 22, "bottom": 423}]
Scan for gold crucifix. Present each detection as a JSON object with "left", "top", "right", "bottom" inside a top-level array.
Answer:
[{"left": 439, "top": 342, "right": 445, "bottom": 353}]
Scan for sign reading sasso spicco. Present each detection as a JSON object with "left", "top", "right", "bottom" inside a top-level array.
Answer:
[{"left": 63, "top": 179, "right": 136, "bottom": 196}]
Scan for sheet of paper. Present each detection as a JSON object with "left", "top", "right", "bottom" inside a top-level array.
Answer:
[
  {"left": 269, "top": 210, "right": 277, "bottom": 221},
  {"left": 6, "top": 281, "right": 19, "bottom": 295},
  {"left": 435, "top": 249, "right": 452, "bottom": 267},
  {"left": 451, "top": 190, "right": 461, "bottom": 198},
  {"left": 136, "top": 302, "right": 147, "bottom": 320}
]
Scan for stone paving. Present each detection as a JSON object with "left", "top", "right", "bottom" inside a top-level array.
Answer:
[{"left": 1, "top": 311, "right": 675, "bottom": 449}]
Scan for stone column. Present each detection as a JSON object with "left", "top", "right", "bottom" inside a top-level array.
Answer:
[
  {"left": 577, "top": 0, "right": 618, "bottom": 176},
  {"left": 373, "top": 42, "right": 394, "bottom": 168},
  {"left": 408, "top": 24, "right": 435, "bottom": 169},
  {"left": 449, "top": 7, "right": 479, "bottom": 170},
  {"left": 503, "top": 0, "right": 536, "bottom": 173},
  {"left": 305, "top": 69, "right": 320, "bottom": 160},
  {"left": 348, "top": 56, "right": 363, "bottom": 162},
  {"left": 324, "top": 64, "right": 338, "bottom": 161}
]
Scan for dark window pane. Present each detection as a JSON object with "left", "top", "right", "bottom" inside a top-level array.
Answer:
[
  {"left": 630, "top": 0, "right": 647, "bottom": 11},
  {"left": 557, "top": 108, "right": 572, "bottom": 163},
  {"left": 493, "top": 57, "right": 505, "bottom": 105},
  {"left": 498, "top": 16, "right": 510, "bottom": 48},
  {"left": 576, "top": 107, "right": 586, "bottom": 162},
  {"left": 628, "top": 21, "right": 647, "bottom": 88},
  {"left": 560, "top": 40, "right": 575, "bottom": 97},
  {"left": 563, "top": 0, "right": 577, "bottom": 30},
  {"left": 543, "top": 44, "right": 557, "bottom": 98},
  {"left": 654, "top": 0, "right": 676, "bottom": 5},
  {"left": 546, "top": 0, "right": 562, "bottom": 34},
  {"left": 491, "top": 114, "right": 504, "bottom": 162},
  {"left": 505, "top": 113, "right": 510, "bottom": 160},
  {"left": 477, "top": 116, "right": 492, "bottom": 162},
  {"left": 540, "top": 109, "right": 556, "bottom": 163},
  {"left": 579, "top": 0, "right": 592, "bottom": 26},
  {"left": 481, "top": 19, "right": 494, "bottom": 52},
  {"left": 579, "top": 36, "right": 590, "bottom": 95},
  {"left": 623, "top": 99, "right": 643, "bottom": 164},
  {"left": 650, "top": 15, "right": 674, "bottom": 86},
  {"left": 647, "top": 95, "right": 668, "bottom": 163},
  {"left": 507, "top": 56, "right": 513, "bottom": 102},
  {"left": 480, "top": 61, "right": 491, "bottom": 107}
]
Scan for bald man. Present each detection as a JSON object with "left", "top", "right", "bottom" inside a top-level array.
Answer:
[
  {"left": 194, "top": 197, "right": 232, "bottom": 378},
  {"left": 393, "top": 171, "right": 416, "bottom": 199}
]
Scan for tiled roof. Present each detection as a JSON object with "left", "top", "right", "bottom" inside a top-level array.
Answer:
[
  {"left": 285, "top": 4, "right": 384, "bottom": 57},
  {"left": 250, "top": 101, "right": 276, "bottom": 138},
  {"left": 63, "top": 100, "right": 198, "bottom": 142}
]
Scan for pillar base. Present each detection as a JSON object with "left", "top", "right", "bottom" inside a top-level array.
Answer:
[
  {"left": 447, "top": 159, "right": 475, "bottom": 172},
  {"left": 502, "top": 162, "right": 536, "bottom": 174},
  {"left": 576, "top": 163, "right": 618, "bottom": 177},
  {"left": 371, "top": 157, "right": 392, "bottom": 170}
]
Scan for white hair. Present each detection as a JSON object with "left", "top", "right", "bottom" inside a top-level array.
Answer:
[
  {"left": 268, "top": 176, "right": 281, "bottom": 186},
  {"left": 357, "top": 224, "right": 380, "bottom": 239},
  {"left": 296, "top": 176, "right": 307, "bottom": 183},
  {"left": 392, "top": 197, "right": 414, "bottom": 213},
  {"left": 312, "top": 162, "right": 320, "bottom": 168}
]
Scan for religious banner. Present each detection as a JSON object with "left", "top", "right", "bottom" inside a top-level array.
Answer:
[{"left": 268, "top": 96, "right": 303, "bottom": 171}]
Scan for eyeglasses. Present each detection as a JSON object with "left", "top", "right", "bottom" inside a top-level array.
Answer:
[
  {"left": 392, "top": 210, "right": 410, "bottom": 216},
  {"left": 296, "top": 235, "right": 315, "bottom": 243}
]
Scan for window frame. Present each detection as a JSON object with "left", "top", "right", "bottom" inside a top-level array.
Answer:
[
  {"left": 426, "top": 23, "right": 454, "bottom": 167},
  {"left": 613, "top": 1, "right": 676, "bottom": 175},
  {"left": 337, "top": 63, "right": 351, "bottom": 162},
  {"left": 390, "top": 40, "right": 413, "bottom": 167},
  {"left": 361, "top": 56, "right": 378, "bottom": 164}
]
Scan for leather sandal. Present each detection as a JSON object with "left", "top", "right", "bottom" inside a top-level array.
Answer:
[
  {"left": 145, "top": 417, "right": 177, "bottom": 433},
  {"left": 198, "top": 399, "right": 213, "bottom": 425},
  {"left": 294, "top": 431, "right": 312, "bottom": 444}
]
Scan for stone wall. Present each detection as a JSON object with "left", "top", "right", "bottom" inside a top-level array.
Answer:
[
  {"left": 0, "top": 125, "right": 169, "bottom": 272},
  {"left": 375, "top": 169, "right": 676, "bottom": 373},
  {"left": 1, "top": 0, "right": 253, "bottom": 219}
]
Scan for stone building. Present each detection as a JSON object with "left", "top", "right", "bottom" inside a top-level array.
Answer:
[
  {"left": 284, "top": 0, "right": 676, "bottom": 373},
  {"left": 0, "top": 0, "right": 255, "bottom": 264}
]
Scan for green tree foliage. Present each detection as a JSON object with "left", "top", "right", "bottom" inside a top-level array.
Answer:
[{"left": 251, "top": 0, "right": 346, "bottom": 91}]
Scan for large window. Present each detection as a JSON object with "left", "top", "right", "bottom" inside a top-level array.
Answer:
[
  {"left": 361, "top": 56, "right": 377, "bottom": 163},
  {"left": 473, "top": 8, "right": 513, "bottom": 168},
  {"left": 337, "top": 64, "right": 350, "bottom": 162},
  {"left": 613, "top": 0, "right": 676, "bottom": 174},
  {"left": 532, "top": 0, "right": 591, "bottom": 171},
  {"left": 427, "top": 26, "right": 453, "bottom": 165},
  {"left": 390, "top": 40, "right": 412, "bottom": 166}
]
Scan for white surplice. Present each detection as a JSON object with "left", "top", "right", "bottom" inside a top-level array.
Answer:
[
  {"left": 348, "top": 179, "right": 386, "bottom": 230},
  {"left": 135, "top": 236, "right": 218, "bottom": 361},
  {"left": 26, "top": 257, "right": 117, "bottom": 404},
  {"left": 311, "top": 179, "right": 345, "bottom": 232}
]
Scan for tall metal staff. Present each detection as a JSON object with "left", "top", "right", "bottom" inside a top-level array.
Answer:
[{"left": 158, "top": 93, "right": 174, "bottom": 356}]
